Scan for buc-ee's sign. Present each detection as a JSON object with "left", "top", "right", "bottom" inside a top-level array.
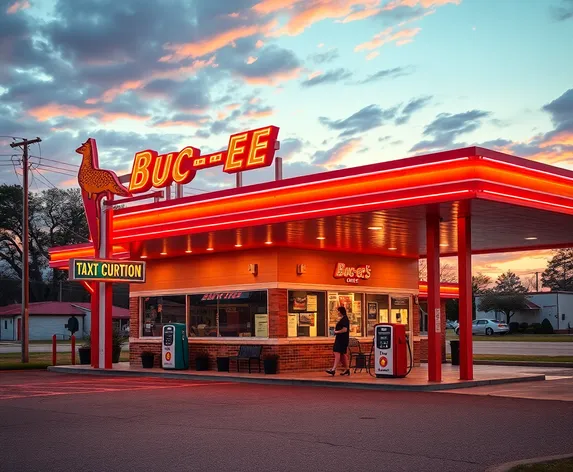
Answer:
[
  {"left": 128, "top": 125, "right": 279, "bottom": 194},
  {"left": 333, "top": 262, "right": 372, "bottom": 284}
]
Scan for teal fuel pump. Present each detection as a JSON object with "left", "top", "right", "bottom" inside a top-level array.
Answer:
[{"left": 162, "top": 323, "right": 189, "bottom": 369}]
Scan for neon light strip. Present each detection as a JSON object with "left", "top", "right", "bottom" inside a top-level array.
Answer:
[
  {"left": 114, "top": 180, "right": 475, "bottom": 234},
  {"left": 117, "top": 157, "right": 472, "bottom": 218},
  {"left": 481, "top": 157, "right": 573, "bottom": 182},
  {"left": 114, "top": 190, "right": 472, "bottom": 241},
  {"left": 477, "top": 179, "right": 573, "bottom": 202},
  {"left": 481, "top": 190, "right": 573, "bottom": 211}
]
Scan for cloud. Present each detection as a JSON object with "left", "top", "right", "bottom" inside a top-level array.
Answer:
[
  {"left": 308, "top": 48, "right": 340, "bottom": 64},
  {"left": 360, "top": 65, "right": 415, "bottom": 83},
  {"left": 395, "top": 95, "right": 432, "bottom": 125},
  {"left": 312, "top": 138, "right": 362, "bottom": 169},
  {"left": 6, "top": 1, "right": 29, "bottom": 14},
  {"left": 551, "top": 0, "right": 573, "bottom": 21},
  {"left": 301, "top": 68, "right": 352, "bottom": 87},
  {"left": 355, "top": 27, "right": 421, "bottom": 52},
  {"left": 319, "top": 104, "right": 398, "bottom": 137},
  {"left": 410, "top": 109, "right": 491, "bottom": 152},
  {"left": 365, "top": 51, "right": 379, "bottom": 60},
  {"left": 278, "top": 137, "right": 304, "bottom": 159},
  {"left": 228, "top": 45, "right": 302, "bottom": 85}
]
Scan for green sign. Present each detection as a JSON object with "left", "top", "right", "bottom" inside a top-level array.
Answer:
[{"left": 69, "top": 259, "right": 146, "bottom": 283}]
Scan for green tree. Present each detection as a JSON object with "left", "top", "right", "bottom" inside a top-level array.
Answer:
[
  {"left": 541, "top": 248, "right": 573, "bottom": 291},
  {"left": 493, "top": 270, "right": 528, "bottom": 294},
  {"left": 471, "top": 272, "right": 492, "bottom": 319},
  {"left": 477, "top": 292, "right": 528, "bottom": 324},
  {"left": 0, "top": 184, "right": 89, "bottom": 304}
]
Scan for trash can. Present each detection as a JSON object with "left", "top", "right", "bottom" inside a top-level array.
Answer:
[
  {"left": 450, "top": 340, "right": 460, "bottom": 366},
  {"left": 217, "top": 356, "right": 230, "bottom": 372}
]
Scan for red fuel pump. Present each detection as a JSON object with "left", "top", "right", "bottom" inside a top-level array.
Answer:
[{"left": 373, "top": 323, "right": 411, "bottom": 378}]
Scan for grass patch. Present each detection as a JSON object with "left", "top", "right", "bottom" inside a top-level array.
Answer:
[
  {"left": 510, "top": 458, "right": 573, "bottom": 471},
  {"left": 0, "top": 351, "right": 129, "bottom": 370},
  {"left": 446, "top": 354, "right": 573, "bottom": 363},
  {"left": 445, "top": 332, "right": 573, "bottom": 342}
]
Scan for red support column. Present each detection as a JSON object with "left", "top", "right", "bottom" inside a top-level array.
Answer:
[
  {"left": 52, "top": 334, "right": 57, "bottom": 366},
  {"left": 91, "top": 283, "right": 100, "bottom": 367},
  {"left": 426, "top": 206, "right": 442, "bottom": 382},
  {"left": 71, "top": 335, "right": 76, "bottom": 365},
  {"left": 458, "top": 200, "right": 473, "bottom": 380},
  {"left": 104, "top": 196, "right": 114, "bottom": 369}
]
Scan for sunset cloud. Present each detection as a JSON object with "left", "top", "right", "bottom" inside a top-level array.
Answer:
[
  {"left": 355, "top": 27, "right": 421, "bottom": 52},
  {"left": 313, "top": 138, "right": 363, "bottom": 169},
  {"left": 6, "top": 1, "right": 29, "bottom": 14}
]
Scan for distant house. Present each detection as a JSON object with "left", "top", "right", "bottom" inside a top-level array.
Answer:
[
  {"left": 475, "top": 292, "right": 573, "bottom": 332},
  {"left": 0, "top": 302, "right": 129, "bottom": 341}
]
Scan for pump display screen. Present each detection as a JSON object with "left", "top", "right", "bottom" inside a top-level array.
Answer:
[
  {"left": 376, "top": 326, "right": 392, "bottom": 350},
  {"left": 163, "top": 326, "right": 174, "bottom": 346}
]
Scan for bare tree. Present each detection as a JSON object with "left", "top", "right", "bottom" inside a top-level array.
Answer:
[{"left": 419, "top": 259, "right": 458, "bottom": 283}]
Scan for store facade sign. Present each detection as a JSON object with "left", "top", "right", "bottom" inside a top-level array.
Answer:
[
  {"left": 69, "top": 259, "right": 146, "bottom": 283},
  {"left": 201, "top": 292, "right": 249, "bottom": 301},
  {"left": 128, "top": 125, "right": 280, "bottom": 194},
  {"left": 333, "top": 262, "right": 372, "bottom": 284}
]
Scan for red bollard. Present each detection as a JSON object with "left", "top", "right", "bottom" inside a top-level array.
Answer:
[
  {"left": 71, "top": 335, "right": 76, "bottom": 365},
  {"left": 52, "top": 334, "right": 57, "bottom": 366}
]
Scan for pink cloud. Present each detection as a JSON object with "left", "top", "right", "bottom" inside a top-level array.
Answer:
[
  {"left": 385, "top": 0, "right": 460, "bottom": 8},
  {"left": 6, "top": 1, "right": 30, "bottom": 14},
  {"left": 256, "top": 39, "right": 265, "bottom": 48},
  {"left": 29, "top": 104, "right": 95, "bottom": 121},
  {"left": 241, "top": 67, "right": 302, "bottom": 85},
  {"left": 539, "top": 131, "right": 573, "bottom": 148},
  {"left": 253, "top": 0, "right": 299, "bottom": 15},
  {"left": 366, "top": 51, "right": 379, "bottom": 60},
  {"left": 355, "top": 27, "right": 421, "bottom": 51},
  {"left": 339, "top": 6, "right": 381, "bottom": 23},
  {"left": 161, "top": 24, "right": 273, "bottom": 61},
  {"left": 244, "top": 108, "right": 274, "bottom": 119},
  {"left": 246, "top": 56, "right": 258, "bottom": 64},
  {"left": 322, "top": 138, "right": 362, "bottom": 169}
]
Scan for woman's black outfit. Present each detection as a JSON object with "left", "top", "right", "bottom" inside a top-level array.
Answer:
[{"left": 333, "top": 316, "right": 350, "bottom": 354}]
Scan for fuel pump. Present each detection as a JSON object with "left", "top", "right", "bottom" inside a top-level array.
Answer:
[
  {"left": 373, "top": 323, "right": 412, "bottom": 378},
  {"left": 162, "top": 323, "right": 189, "bottom": 370}
]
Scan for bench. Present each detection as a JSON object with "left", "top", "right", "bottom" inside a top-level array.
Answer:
[{"left": 229, "top": 345, "right": 262, "bottom": 373}]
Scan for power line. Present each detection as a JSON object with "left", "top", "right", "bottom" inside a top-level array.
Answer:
[
  {"left": 29, "top": 155, "right": 79, "bottom": 169},
  {"left": 33, "top": 163, "right": 76, "bottom": 176},
  {"left": 34, "top": 166, "right": 76, "bottom": 178}
]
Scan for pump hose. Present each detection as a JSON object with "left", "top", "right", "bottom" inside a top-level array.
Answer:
[{"left": 367, "top": 337, "right": 414, "bottom": 378}]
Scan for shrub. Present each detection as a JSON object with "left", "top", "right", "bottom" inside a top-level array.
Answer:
[
  {"left": 531, "top": 323, "right": 543, "bottom": 334},
  {"left": 509, "top": 322, "right": 520, "bottom": 333},
  {"left": 541, "top": 318, "right": 554, "bottom": 334},
  {"left": 519, "top": 322, "right": 528, "bottom": 333}
]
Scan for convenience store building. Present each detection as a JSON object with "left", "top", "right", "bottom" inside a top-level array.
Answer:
[{"left": 49, "top": 128, "right": 573, "bottom": 382}]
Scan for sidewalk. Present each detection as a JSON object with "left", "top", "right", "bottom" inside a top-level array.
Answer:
[{"left": 48, "top": 363, "right": 547, "bottom": 392}]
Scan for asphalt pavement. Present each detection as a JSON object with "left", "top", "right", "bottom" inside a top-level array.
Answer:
[{"left": 0, "top": 371, "right": 572, "bottom": 472}]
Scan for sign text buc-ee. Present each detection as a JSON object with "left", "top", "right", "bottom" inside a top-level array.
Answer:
[
  {"left": 69, "top": 259, "right": 146, "bottom": 283},
  {"left": 333, "top": 262, "right": 372, "bottom": 284}
]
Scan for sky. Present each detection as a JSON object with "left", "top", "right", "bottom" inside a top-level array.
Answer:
[{"left": 1, "top": 0, "right": 572, "bottom": 284}]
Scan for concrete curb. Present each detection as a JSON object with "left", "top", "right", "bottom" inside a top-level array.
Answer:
[
  {"left": 47, "top": 366, "right": 546, "bottom": 392},
  {"left": 485, "top": 452, "right": 573, "bottom": 472}
]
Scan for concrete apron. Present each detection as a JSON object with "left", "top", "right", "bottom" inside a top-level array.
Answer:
[{"left": 48, "top": 363, "right": 546, "bottom": 392}]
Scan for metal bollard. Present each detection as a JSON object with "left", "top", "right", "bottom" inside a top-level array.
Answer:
[
  {"left": 52, "top": 334, "right": 57, "bottom": 366},
  {"left": 71, "top": 335, "right": 76, "bottom": 365}
]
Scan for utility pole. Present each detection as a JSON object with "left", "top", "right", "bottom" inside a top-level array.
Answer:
[
  {"left": 10, "top": 137, "right": 42, "bottom": 363},
  {"left": 535, "top": 272, "right": 540, "bottom": 292}
]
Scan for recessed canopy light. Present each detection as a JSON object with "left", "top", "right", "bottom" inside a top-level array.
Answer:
[
  {"left": 525, "top": 237, "right": 538, "bottom": 240},
  {"left": 235, "top": 244, "right": 243, "bottom": 248},
  {"left": 388, "top": 247, "right": 397, "bottom": 251},
  {"left": 185, "top": 250, "right": 193, "bottom": 254},
  {"left": 265, "top": 241, "right": 273, "bottom": 245},
  {"left": 316, "top": 236, "right": 326, "bottom": 240},
  {"left": 140, "top": 255, "right": 148, "bottom": 259},
  {"left": 368, "top": 226, "right": 382, "bottom": 230},
  {"left": 207, "top": 247, "right": 214, "bottom": 251},
  {"left": 160, "top": 252, "right": 167, "bottom": 256},
  {"left": 440, "top": 243, "right": 448, "bottom": 247}
]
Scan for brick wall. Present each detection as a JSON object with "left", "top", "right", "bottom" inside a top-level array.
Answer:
[
  {"left": 131, "top": 338, "right": 422, "bottom": 373},
  {"left": 268, "top": 289, "right": 288, "bottom": 338},
  {"left": 129, "top": 297, "right": 139, "bottom": 338}
]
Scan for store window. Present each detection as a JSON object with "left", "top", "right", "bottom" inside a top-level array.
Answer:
[
  {"left": 391, "top": 296, "right": 410, "bottom": 328},
  {"left": 142, "top": 296, "right": 186, "bottom": 337},
  {"left": 287, "top": 291, "right": 326, "bottom": 337},
  {"left": 328, "top": 291, "right": 363, "bottom": 337},
  {"left": 365, "top": 294, "right": 390, "bottom": 337},
  {"left": 188, "top": 291, "right": 268, "bottom": 337}
]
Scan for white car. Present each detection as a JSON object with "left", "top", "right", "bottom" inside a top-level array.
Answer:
[{"left": 455, "top": 319, "right": 509, "bottom": 336}]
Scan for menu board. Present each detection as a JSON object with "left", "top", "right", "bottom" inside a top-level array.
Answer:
[
  {"left": 307, "top": 295, "right": 317, "bottom": 312},
  {"left": 288, "top": 314, "right": 298, "bottom": 337},
  {"left": 292, "top": 294, "right": 307, "bottom": 311},
  {"left": 255, "top": 314, "right": 268, "bottom": 337}
]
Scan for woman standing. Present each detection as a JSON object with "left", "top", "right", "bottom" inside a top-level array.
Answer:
[{"left": 326, "top": 306, "right": 350, "bottom": 376}]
